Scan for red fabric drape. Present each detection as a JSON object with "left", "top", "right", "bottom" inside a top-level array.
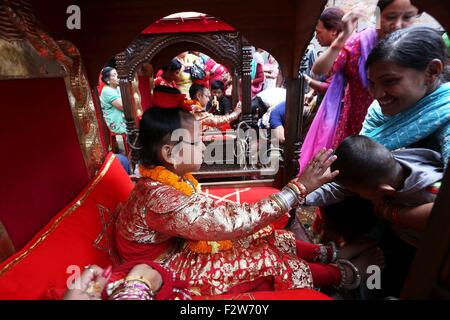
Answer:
[
  {"left": 0, "top": 78, "right": 90, "bottom": 249},
  {"left": 142, "top": 18, "right": 234, "bottom": 34}
]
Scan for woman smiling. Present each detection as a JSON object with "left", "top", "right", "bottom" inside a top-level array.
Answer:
[{"left": 362, "top": 27, "right": 450, "bottom": 166}]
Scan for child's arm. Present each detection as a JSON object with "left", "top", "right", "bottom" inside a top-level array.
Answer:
[
  {"left": 305, "top": 182, "right": 354, "bottom": 207},
  {"left": 142, "top": 148, "right": 338, "bottom": 241},
  {"left": 201, "top": 102, "right": 241, "bottom": 127},
  {"left": 143, "top": 185, "right": 289, "bottom": 241}
]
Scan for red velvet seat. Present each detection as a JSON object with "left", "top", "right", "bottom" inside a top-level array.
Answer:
[
  {"left": 0, "top": 153, "right": 331, "bottom": 300},
  {"left": 0, "top": 153, "right": 133, "bottom": 299}
]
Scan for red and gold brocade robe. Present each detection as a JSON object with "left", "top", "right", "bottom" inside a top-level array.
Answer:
[{"left": 115, "top": 179, "right": 313, "bottom": 296}]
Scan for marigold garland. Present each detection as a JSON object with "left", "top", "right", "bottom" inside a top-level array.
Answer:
[
  {"left": 184, "top": 99, "right": 203, "bottom": 112},
  {"left": 139, "top": 165, "right": 233, "bottom": 254}
]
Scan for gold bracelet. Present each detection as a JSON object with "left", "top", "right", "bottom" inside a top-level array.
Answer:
[
  {"left": 107, "top": 275, "right": 153, "bottom": 295},
  {"left": 287, "top": 182, "right": 301, "bottom": 195},
  {"left": 270, "top": 194, "right": 288, "bottom": 212},
  {"left": 287, "top": 181, "right": 307, "bottom": 205},
  {"left": 292, "top": 181, "right": 308, "bottom": 199},
  {"left": 124, "top": 276, "right": 153, "bottom": 291}
]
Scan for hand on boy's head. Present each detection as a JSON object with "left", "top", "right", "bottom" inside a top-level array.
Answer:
[{"left": 297, "top": 148, "right": 339, "bottom": 193}]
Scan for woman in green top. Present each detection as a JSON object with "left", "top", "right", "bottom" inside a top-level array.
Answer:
[{"left": 100, "top": 67, "right": 127, "bottom": 134}]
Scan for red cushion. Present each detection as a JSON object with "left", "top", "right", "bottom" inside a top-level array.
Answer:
[
  {"left": 0, "top": 153, "right": 134, "bottom": 299},
  {"left": 194, "top": 289, "right": 333, "bottom": 300},
  {"left": 202, "top": 186, "right": 279, "bottom": 204}
]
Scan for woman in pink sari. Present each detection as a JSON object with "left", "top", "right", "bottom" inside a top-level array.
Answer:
[{"left": 300, "top": 0, "right": 419, "bottom": 172}]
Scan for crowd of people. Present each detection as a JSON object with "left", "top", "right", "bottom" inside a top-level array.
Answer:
[
  {"left": 69, "top": 0, "right": 450, "bottom": 300},
  {"left": 98, "top": 49, "right": 283, "bottom": 137}
]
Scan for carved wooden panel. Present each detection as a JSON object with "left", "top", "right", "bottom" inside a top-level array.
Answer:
[
  {"left": 116, "top": 32, "right": 243, "bottom": 81},
  {"left": 0, "top": 0, "right": 106, "bottom": 177}
]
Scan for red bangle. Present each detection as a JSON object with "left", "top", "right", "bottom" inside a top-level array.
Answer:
[{"left": 291, "top": 180, "right": 308, "bottom": 199}]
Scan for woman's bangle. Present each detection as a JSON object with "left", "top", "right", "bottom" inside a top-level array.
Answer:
[
  {"left": 107, "top": 276, "right": 156, "bottom": 300},
  {"left": 315, "top": 241, "right": 338, "bottom": 264},
  {"left": 271, "top": 187, "right": 298, "bottom": 211},
  {"left": 290, "top": 181, "right": 308, "bottom": 201},
  {"left": 279, "top": 187, "right": 299, "bottom": 209},
  {"left": 109, "top": 280, "right": 155, "bottom": 300},
  {"left": 328, "top": 241, "right": 338, "bottom": 263},
  {"left": 335, "top": 259, "right": 361, "bottom": 290},
  {"left": 124, "top": 275, "right": 153, "bottom": 291},
  {"left": 286, "top": 183, "right": 305, "bottom": 206}
]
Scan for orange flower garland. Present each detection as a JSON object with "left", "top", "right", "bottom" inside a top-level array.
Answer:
[
  {"left": 139, "top": 165, "right": 233, "bottom": 254},
  {"left": 184, "top": 99, "right": 203, "bottom": 112},
  {"left": 139, "top": 165, "right": 199, "bottom": 196}
]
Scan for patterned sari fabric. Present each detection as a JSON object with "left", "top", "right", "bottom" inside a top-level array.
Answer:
[
  {"left": 115, "top": 180, "right": 317, "bottom": 296},
  {"left": 361, "top": 82, "right": 450, "bottom": 166},
  {"left": 299, "top": 28, "right": 377, "bottom": 173},
  {"left": 332, "top": 28, "right": 378, "bottom": 148}
]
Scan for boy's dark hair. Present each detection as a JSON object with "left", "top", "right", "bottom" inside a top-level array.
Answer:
[
  {"left": 211, "top": 80, "right": 225, "bottom": 92},
  {"left": 331, "top": 135, "right": 398, "bottom": 187},
  {"left": 138, "top": 86, "right": 194, "bottom": 166},
  {"left": 366, "top": 27, "right": 449, "bottom": 81},
  {"left": 162, "top": 58, "right": 182, "bottom": 72},
  {"left": 189, "top": 83, "right": 206, "bottom": 100},
  {"left": 251, "top": 96, "right": 268, "bottom": 119},
  {"left": 319, "top": 7, "right": 345, "bottom": 33},
  {"left": 101, "top": 66, "right": 114, "bottom": 84},
  {"left": 377, "top": 0, "right": 395, "bottom": 12}
]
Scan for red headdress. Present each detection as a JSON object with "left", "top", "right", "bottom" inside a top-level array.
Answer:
[{"left": 151, "top": 90, "right": 192, "bottom": 112}]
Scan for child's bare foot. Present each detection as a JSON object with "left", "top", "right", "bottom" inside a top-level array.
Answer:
[{"left": 338, "top": 238, "right": 376, "bottom": 260}]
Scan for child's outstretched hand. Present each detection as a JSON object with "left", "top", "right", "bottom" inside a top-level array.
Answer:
[{"left": 295, "top": 148, "right": 339, "bottom": 193}]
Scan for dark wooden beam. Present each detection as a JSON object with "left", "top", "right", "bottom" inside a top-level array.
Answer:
[
  {"left": 281, "top": 76, "right": 305, "bottom": 186},
  {"left": 401, "top": 159, "right": 450, "bottom": 299}
]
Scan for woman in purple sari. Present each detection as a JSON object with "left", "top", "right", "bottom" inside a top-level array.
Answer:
[{"left": 300, "top": 0, "right": 419, "bottom": 172}]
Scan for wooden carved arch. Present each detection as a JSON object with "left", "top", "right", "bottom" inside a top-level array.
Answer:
[
  {"left": 115, "top": 31, "right": 254, "bottom": 166},
  {"left": 116, "top": 32, "right": 243, "bottom": 80}
]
